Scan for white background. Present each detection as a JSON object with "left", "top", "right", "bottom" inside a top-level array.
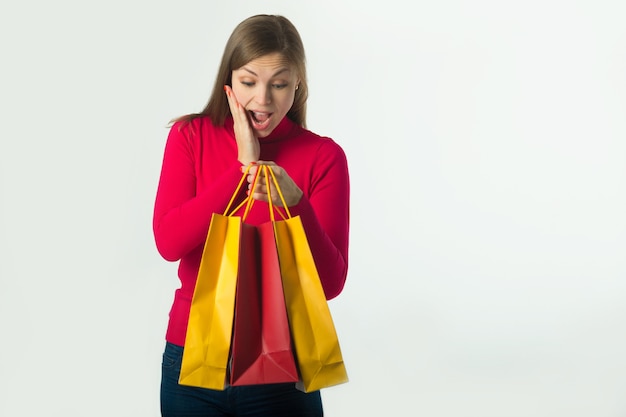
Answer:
[{"left": 1, "top": 1, "right": 626, "bottom": 416}]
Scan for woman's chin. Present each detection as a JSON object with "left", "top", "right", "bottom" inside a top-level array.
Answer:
[{"left": 253, "top": 125, "right": 276, "bottom": 138}]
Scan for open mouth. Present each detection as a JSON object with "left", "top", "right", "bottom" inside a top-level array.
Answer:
[{"left": 249, "top": 111, "right": 272, "bottom": 129}]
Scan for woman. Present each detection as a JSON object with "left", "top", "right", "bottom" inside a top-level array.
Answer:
[{"left": 153, "top": 14, "right": 350, "bottom": 416}]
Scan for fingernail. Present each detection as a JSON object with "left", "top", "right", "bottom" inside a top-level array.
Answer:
[{"left": 223, "top": 85, "right": 228, "bottom": 92}]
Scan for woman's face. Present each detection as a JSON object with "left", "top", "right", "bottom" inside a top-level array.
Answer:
[{"left": 231, "top": 52, "right": 300, "bottom": 137}]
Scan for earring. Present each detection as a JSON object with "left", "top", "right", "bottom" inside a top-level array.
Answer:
[{"left": 295, "top": 84, "right": 299, "bottom": 90}]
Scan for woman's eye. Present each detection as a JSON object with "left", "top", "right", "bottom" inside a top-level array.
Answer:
[{"left": 239, "top": 81, "right": 287, "bottom": 89}]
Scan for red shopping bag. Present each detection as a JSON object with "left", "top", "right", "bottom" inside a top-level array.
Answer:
[{"left": 229, "top": 170, "right": 299, "bottom": 386}]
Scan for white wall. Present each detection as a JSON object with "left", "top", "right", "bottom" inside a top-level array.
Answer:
[{"left": 1, "top": 1, "right": 625, "bottom": 416}]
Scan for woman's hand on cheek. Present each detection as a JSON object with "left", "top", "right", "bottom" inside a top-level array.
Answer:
[{"left": 224, "top": 85, "right": 260, "bottom": 165}]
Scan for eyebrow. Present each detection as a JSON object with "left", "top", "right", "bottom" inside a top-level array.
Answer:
[{"left": 241, "top": 67, "right": 291, "bottom": 77}]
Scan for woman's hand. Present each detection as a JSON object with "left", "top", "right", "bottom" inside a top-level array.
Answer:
[
  {"left": 244, "top": 162, "right": 303, "bottom": 207},
  {"left": 224, "top": 85, "right": 259, "bottom": 165}
]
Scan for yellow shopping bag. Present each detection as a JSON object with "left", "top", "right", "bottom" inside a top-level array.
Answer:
[
  {"left": 266, "top": 167, "right": 349, "bottom": 393},
  {"left": 178, "top": 167, "right": 252, "bottom": 390}
]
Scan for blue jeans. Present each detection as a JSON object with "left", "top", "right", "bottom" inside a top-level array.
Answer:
[{"left": 160, "top": 342, "right": 323, "bottom": 417}]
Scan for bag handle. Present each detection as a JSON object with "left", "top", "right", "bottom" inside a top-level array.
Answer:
[
  {"left": 223, "top": 165, "right": 252, "bottom": 216},
  {"left": 225, "top": 164, "right": 292, "bottom": 221},
  {"left": 265, "top": 165, "right": 291, "bottom": 220},
  {"left": 245, "top": 165, "right": 290, "bottom": 221},
  {"left": 241, "top": 166, "right": 264, "bottom": 220}
]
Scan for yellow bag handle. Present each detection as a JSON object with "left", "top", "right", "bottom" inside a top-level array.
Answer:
[
  {"left": 224, "top": 164, "right": 292, "bottom": 221},
  {"left": 241, "top": 167, "right": 263, "bottom": 220},
  {"left": 265, "top": 165, "right": 291, "bottom": 220},
  {"left": 224, "top": 165, "right": 252, "bottom": 216}
]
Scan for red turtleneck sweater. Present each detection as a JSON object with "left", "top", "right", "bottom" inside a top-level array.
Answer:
[{"left": 153, "top": 115, "right": 350, "bottom": 346}]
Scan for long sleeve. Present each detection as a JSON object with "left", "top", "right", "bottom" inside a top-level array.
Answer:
[
  {"left": 153, "top": 115, "right": 350, "bottom": 346},
  {"left": 152, "top": 121, "right": 243, "bottom": 261},
  {"left": 289, "top": 140, "right": 350, "bottom": 300}
]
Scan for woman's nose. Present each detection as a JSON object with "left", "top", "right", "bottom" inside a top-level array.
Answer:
[{"left": 255, "top": 86, "right": 271, "bottom": 105}]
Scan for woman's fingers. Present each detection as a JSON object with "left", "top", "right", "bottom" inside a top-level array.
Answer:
[
  {"left": 225, "top": 85, "right": 260, "bottom": 164},
  {"left": 224, "top": 85, "right": 244, "bottom": 119},
  {"left": 244, "top": 163, "right": 302, "bottom": 207}
]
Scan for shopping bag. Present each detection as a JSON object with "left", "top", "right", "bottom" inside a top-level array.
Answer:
[
  {"left": 229, "top": 220, "right": 299, "bottom": 385},
  {"left": 266, "top": 166, "right": 349, "bottom": 392},
  {"left": 178, "top": 167, "right": 251, "bottom": 390},
  {"left": 178, "top": 212, "right": 240, "bottom": 390}
]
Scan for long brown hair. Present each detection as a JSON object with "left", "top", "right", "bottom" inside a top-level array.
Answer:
[{"left": 172, "top": 14, "right": 308, "bottom": 128}]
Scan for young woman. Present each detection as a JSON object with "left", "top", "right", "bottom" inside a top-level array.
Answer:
[{"left": 153, "top": 14, "right": 350, "bottom": 416}]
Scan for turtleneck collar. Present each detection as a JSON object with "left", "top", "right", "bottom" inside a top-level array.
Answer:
[{"left": 224, "top": 115, "right": 298, "bottom": 143}]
